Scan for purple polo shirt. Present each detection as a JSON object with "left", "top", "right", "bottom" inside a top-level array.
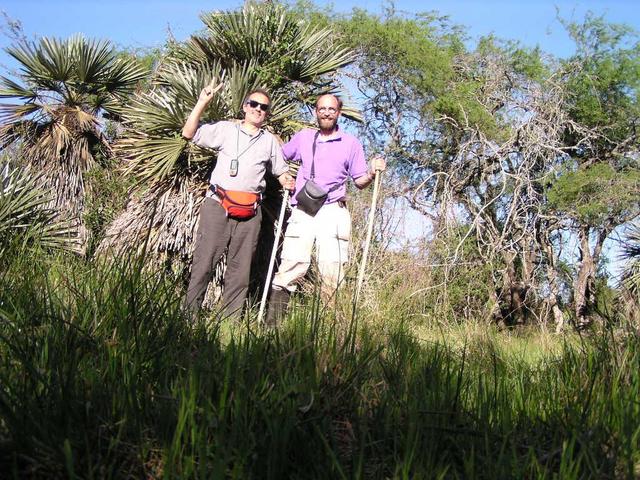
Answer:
[{"left": 284, "top": 127, "right": 368, "bottom": 205}]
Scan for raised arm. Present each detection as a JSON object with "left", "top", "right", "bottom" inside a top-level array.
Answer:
[{"left": 181, "top": 79, "right": 224, "bottom": 139}]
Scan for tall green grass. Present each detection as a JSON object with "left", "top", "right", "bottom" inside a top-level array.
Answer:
[{"left": 1, "top": 248, "right": 639, "bottom": 478}]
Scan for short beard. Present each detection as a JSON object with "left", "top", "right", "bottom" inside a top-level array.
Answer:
[{"left": 318, "top": 117, "right": 337, "bottom": 132}]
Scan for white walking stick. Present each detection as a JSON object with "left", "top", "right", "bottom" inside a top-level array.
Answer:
[
  {"left": 258, "top": 190, "right": 289, "bottom": 324},
  {"left": 355, "top": 169, "right": 382, "bottom": 302}
]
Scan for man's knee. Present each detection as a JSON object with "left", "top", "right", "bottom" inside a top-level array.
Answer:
[
  {"left": 318, "top": 261, "right": 346, "bottom": 291},
  {"left": 273, "top": 260, "right": 311, "bottom": 292}
]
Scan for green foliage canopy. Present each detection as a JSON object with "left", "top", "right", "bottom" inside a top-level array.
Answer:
[
  {"left": 562, "top": 13, "right": 640, "bottom": 162},
  {"left": 547, "top": 163, "right": 640, "bottom": 225}
]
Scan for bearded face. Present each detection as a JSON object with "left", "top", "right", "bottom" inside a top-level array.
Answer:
[{"left": 315, "top": 95, "right": 341, "bottom": 131}]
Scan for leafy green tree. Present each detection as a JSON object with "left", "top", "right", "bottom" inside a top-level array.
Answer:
[
  {"left": 0, "top": 35, "right": 147, "bottom": 250},
  {"left": 548, "top": 14, "right": 640, "bottom": 326},
  {"left": 330, "top": 7, "right": 562, "bottom": 326},
  {"left": 319, "top": 7, "right": 640, "bottom": 329}
]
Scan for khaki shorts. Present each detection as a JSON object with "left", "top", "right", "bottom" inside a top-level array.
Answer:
[{"left": 272, "top": 202, "right": 351, "bottom": 293}]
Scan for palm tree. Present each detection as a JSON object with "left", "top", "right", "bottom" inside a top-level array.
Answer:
[
  {"left": 101, "top": 2, "right": 357, "bottom": 300},
  {"left": 0, "top": 35, "right": 147, "bottom": 250}
]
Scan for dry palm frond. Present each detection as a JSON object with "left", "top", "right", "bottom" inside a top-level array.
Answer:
[{"left": 99, "top": 179, "right": 207, "bottom": 273}]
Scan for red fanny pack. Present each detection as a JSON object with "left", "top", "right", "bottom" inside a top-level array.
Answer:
[{"left": 211, "top": 185, "right": 261, "bottom": 219}]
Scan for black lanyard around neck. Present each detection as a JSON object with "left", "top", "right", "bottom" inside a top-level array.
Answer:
[
  {"left": 310, "top": 130, "right": 320, "bottom": 179},
  {"left": 236, "top": 124, "right": 262, "bottom": 161}
]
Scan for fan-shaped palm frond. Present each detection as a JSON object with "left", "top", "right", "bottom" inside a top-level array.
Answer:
[
  {"left": 179, "top": 2, "right": 359, "bottom": 119},
  {"left": 195, "top": 3, "right": 355, "bottom": 85},
  {"left": 0, "top": 164, "right": 76, "bottom": 256},
  {"left": 0, "top": 35, "right": 147, "bottom": 249},
  {"left": 621, "top": 222, "right": 640, "bottom": 295}
]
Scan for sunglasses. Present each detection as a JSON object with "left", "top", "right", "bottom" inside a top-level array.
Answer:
[{"left": 246, "top": 99, "right": 270, "bottom": 112}]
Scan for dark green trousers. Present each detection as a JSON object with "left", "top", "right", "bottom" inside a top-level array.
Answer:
[{"left": 186, "top": 197, "right": 262, "bottom": 317}]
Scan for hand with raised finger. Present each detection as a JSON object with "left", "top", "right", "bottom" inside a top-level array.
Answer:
[{"left": 198, "top": 77, "right": 224, "bottom": 105}]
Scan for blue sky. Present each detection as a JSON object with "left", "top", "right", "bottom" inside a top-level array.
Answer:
[{"left": 0, "top": 0, "right": 638, "bottom": 67}]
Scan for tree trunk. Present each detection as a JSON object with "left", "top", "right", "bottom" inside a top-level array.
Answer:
[
  {"left": 574, "top": 227, "right": 607, "bottom": 328},
  {"left": 492, "top": 250, "right": 530, "bottom": 326},
  {"left": 539, "top": 230, "right": 565, "bottom": 332}
]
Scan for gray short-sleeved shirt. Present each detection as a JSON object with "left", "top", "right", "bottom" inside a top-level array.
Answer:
[{"left": 192, "top": 120, "right": 288, "bottom": 193}]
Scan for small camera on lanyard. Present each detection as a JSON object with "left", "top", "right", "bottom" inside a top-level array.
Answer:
[{"left": 229, "top": 158, "right": 238, "bottom": 177}]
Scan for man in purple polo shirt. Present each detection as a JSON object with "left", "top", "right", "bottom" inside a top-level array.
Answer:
[{"left": 266, "top": 93, "right": 386, "bottom": 325}]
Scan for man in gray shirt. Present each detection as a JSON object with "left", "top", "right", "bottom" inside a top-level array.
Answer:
[{"left": 182, "top": 82, "right": 294, "bottom": 317}]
